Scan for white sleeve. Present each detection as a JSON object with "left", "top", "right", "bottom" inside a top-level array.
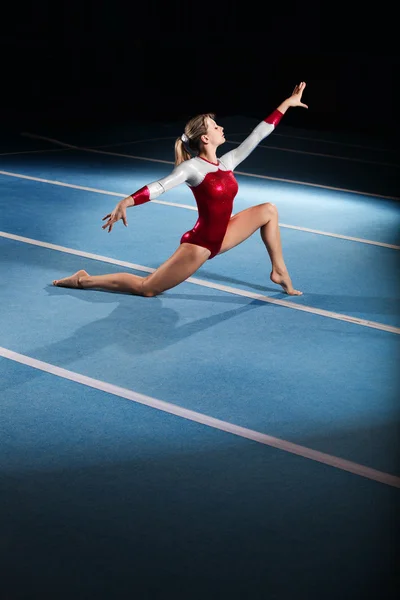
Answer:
[
  {"left": 147, "top": 162, "right": 191, "bottom": 199},
  {"left": 219, "top": 121, "right": 275, "bottom": 171}
]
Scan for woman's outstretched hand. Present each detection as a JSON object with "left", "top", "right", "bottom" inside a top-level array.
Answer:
[
  {"left": 286, "top": 81, "right": 308, "bottom": 109},
  {"left": 102, "top": 199, "right": 129, "bottom": 233}
]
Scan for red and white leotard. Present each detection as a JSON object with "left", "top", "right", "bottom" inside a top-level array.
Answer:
[{"left": 130, "top": 109, "right": 283, "bottom": 259}]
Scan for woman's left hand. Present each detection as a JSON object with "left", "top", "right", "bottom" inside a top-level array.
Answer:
[{"left": 286, "top": 81, "right": 308, "bottom": 108}]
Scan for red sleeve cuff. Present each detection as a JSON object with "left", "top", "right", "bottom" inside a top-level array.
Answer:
[
  {"left": 131, "top": 185, "right": 151, "bottom": 206},
  {"left": 264, "top": 109, "right": 284, "bottom": 127}
]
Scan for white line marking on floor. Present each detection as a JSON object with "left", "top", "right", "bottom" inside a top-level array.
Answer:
[
  {"left": 1, "top": 170, "right": 398, "bottom": 250},
  {"left": 277, "top": 223, "right": 400, "bottom": 249},
  {"left": 0, "top": 148, "right": 68, "bottom": 157},
  {"left": 97, "top": 135, "right": 399, "bottom": 167},
  {"left": 1, "top": 346, "right": 399, "bottom": 489},
  {"left": 94, "top": 131, "right": 396, "bottom": 157},
  {"left": 20, "top": 132, "right": 174, "bottom": 165},
  {"left": 98, "top": 135, "right": 183, "bottom": 148},
  {"left": 224, "top": 140, "right": 399, "bottom": 168},
  {"left": 0, "top": 169, "right": 195, "bottom": 209},
  {"left": 1, "top": 230, "right": 399, "bottom": 335},
  {"left": 19, "top": 132, "right": 400, "bottom": 201},
  {"left": 273, "top": 131, "right": 395, "bottom": 153}
]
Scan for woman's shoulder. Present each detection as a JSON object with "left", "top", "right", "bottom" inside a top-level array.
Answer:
[{"left": 175, "top": 157, "right": 198, "bottom": 171}]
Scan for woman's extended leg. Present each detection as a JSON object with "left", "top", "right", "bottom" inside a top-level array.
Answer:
[
  {"left": 218, "top": 202, "right": 302, "bottom": 295},
  {"left": 53, "top": 243, "right": 211, "bottom": 296}
]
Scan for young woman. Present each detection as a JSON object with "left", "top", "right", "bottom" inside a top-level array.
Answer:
[{"left": 54, "top": 82, "right": 308, "bottom": 296}]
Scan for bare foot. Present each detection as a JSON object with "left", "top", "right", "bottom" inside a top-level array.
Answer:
[
  {"left": 53, "top": 270, "right": 88, "bottom": 288},
  {"left": 270, "top": 270, "right": 302, "bottom": 296}
]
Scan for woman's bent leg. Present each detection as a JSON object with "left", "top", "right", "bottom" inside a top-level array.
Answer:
[{"left": 218, "top": 203, "right": 302, "bottom": 295}]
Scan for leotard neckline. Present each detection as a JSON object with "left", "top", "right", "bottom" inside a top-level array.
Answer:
[{"left": 197, "top": 156, "right": 220, "bottom": 167}]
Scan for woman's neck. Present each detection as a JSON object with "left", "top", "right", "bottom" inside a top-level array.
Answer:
[{"left": 198, "top": 149, "right": 218, "bottom": 165}]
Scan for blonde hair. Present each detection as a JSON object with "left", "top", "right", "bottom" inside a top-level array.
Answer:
[{"left": 174, "top": 113, "right": 215, "bottom": 166}]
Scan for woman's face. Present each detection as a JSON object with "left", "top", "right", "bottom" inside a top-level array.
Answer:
[{"left": 204, "top": 117, "right": 225, "bottom": 147}]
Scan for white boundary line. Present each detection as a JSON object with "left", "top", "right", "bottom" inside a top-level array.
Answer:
[
  {"left": 96, "top": 136, "right": 399, "bottom": 167},
  {"left": 224, "top": 140, "right": 399, "bottom": 168},
  {"left": 277, "top": 223, "right": 400, "bottom": 249},
  {"left": 98, "top": 130, "right": 395, "bottom": 154},
  {"left": 19, "top": 132, "right": 400, "bottom": 201},
  {"left": 1, "top": 230, "right": 399, "bottom": 335},
  {"left": 1, "top": 169, "right": 398, "bottom": 250},
  {"left": 1, "top": 345, "right": 399, "bottom": 489},
  {"left": 273, "top": 130, "right": 394, "bottom": 153},
  {"left": 0, "top": 147, "right": 68, "bottom": 157},
  {"left": 100, "top": 133, "right": 395, "bottom": 168},
  {"left": 97, "top": 135, "right": 399, "bottom": 167}
]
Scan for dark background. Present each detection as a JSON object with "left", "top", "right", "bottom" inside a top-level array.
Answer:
[{"left": 1, "top": 2, "right": 398, "bottom": 141}]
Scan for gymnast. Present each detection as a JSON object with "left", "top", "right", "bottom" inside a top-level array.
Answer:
[{"left": 53, "top": 81, "right": 308, "bottom": 296}]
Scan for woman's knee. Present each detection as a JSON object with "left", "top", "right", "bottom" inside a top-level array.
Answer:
[
  {"left": 142, "top": 289, "right": 157, "bottom": 297},
  {"left": 140, "top": 277, "right": 157, "bottom": 297},
  {"left": 261, "top": 202, "right": 278, "bottom": 219}
]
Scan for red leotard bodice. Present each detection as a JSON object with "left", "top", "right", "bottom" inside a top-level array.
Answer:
[{"left": 180, "top": 163, "right": 239, "bottom": 258}]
